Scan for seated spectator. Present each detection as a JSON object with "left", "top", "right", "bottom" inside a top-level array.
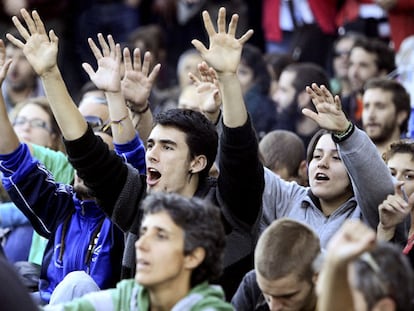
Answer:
[
  {"left": 318, "top": 220, "right": 414, "bottom": 311},
  {"left": 259, "top": 130, "right": 308, "bottom": 186},
  {"left": 7, "top": 8, "right": 264, "bottom": 301},
  {"left": 377, "top": 140, "right": 414, "bottom": 265},
  {"left": 0, "top": 32, "right": 152, "bottom": 304},
  {"left": 260, "top": 84, "right": 395, "bottom": 246},
  {"left": 232, "top": 218, "right": 320, "bottom": 310},
  {"left": 43, "top": 192, "right": 233, "bottom": 310},
  {"left": 0, "top": 96, "right": 66, "bottom": 264}
]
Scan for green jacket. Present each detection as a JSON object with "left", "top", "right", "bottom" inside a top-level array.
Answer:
[{"left": 42, "top": 280, "right": 234, "bottom": 311}]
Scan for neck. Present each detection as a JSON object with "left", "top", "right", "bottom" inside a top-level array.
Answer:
[
  {"left": 319, "top": 194, "right": 352, "bottom": 216},
  {"left": 180, "top": 174, "right": 200, "bottom": 198},
  {"left": 375, "top": 131, "right": 402, "bottom": 156},
  {"left": 148, "top": 281, "right": 191, "bottom": 311}
]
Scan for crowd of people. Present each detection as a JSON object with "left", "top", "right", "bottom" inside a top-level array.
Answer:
[{"left": 0, "top": 1, "right": 414, "bottom": 310}]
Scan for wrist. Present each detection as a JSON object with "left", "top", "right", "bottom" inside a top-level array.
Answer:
[
  {"left": 40, "top": 65, "right": 60, "bottom": 79},
  {"left": 377, "top": 223, "right": 396, "bottom": 241},
  {"left": 127, "top": 100, "right": 150, "bottom": 114},
  {"left": 332, "top": 121, "right": 354, "bottom": 142}
]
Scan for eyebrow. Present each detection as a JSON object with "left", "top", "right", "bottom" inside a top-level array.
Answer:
[
  {"left": 314, "top": 148, "right": 338, "bottom": 153},
  {"left": 147, "top": 138, "right": 178, "bottom": 146}
]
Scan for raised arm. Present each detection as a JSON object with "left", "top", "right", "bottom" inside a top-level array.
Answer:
[
  {"left": 188, "top": 63, "right": 222, "bottom": 124},
  {"left": 192, "top": 8, "right": 263, "bottom": 226},
  {"left": 305, "top": 84, "right": 395, "bottom": 230},
  {"left": 7, "top": 9, "right": 87, "bottom": 141},
  {"left": 191, "top": 7, "right": 253, "bottom": 128},
  {"left": 303, "top": 83, "right": 350, "bottom": 133},
  {"left": 318, "top": 220, "right": 376, "bottom": 311},
  {"left": 82, "top": 33, "right": 135, "bottom": 145},
  {"left": 377, "top": 182, "right": 413, "bottom": 241},
  {"left": 0, "top": 39, "right": 17, "bottom": 154},
  {"left": 121, "top": 48, "right": 160, "bottom": 143}
]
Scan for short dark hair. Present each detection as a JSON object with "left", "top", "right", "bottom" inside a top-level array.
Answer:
[
  {"left": 154, "top": 109, "right": 218, "bottom": 180},
  {"left": 353, "top": 242, "right": 414, "bottom": 311},
  {"left": 284, "top": 63, "right": 330, "bottom": 95},
  {"left": 364, "top": 78, "right": 411, "bottom": 134},
  {"left": 255, "top": 218, "right": 320, "bottom": 282},
  {"left": 259, "top": 130, "right": 305, "bottom": 177},
  {"left": 352, "top": 37, "right": 396, "bottom": 74},
  {"left": 141, "top": 192, "right": 226, "bottom": 286}
]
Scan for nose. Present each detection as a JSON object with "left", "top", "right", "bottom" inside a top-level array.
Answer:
[
  {"left": 268, "top": 297, "right": 284, "bottom": 311},
  {"left": 146, "top": 145, "right": 159, "bottom": 164},
  {"left": 135, "top": 234, "right": 149, "bottom": 251},
  {"left": 395, "top": 172, "right": 404, "bottom": 182},
  {"left": 317, "top": 156, "right": 329, "bottom": 169}
]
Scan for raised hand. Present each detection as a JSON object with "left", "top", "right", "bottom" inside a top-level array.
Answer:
[
  {"left": 82, "top": 34, "right": 122, "bottom": 93},
  {"left": 6, "top": 9, "right": 58, "bottom": 77},
  {"left": 303, "top": 83, "right": 350, "bottom": 133},
  {"left": 121, "top": 48, "right": 160, "bottom": 110},
  {"left": 377, "top": 181, "right": 413, "bottom": 241},
  {"left": 189, "top": 61, "right": 221, "bottom": 118},
  {"left": 191, "top": 7, "right": 253, "bottom": 74},
  {"left": 326, "top": 220, "right": 376, "bottom": 265},
  {"left": 0, "top": 40, "right": 12, "bottom": 85}
]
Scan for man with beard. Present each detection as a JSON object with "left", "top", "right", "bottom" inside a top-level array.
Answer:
[
  {"left": 273, "top": 62, "right": 330, "bottom": 147},
  {"left": 1, "top": 32, "right": 45, "bottom": 112},
  {"left": 342, "top": 37, "right": 396, "bottom": 127},
  {"left": 362, "top": 78, "right": 411, "bottom": 155}
]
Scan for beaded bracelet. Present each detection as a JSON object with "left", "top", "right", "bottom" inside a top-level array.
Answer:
[{"left": 332, "top": 121, "right": 354, "bottom": 142}]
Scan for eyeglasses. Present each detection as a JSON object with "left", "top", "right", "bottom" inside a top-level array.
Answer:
[
  {"left": 83, "top": 115, "right": 112, "bottom": 136},
  {"left": 333, "top": 50, "right": 350, "bottom": 58},
  {"left": 13, "top": 116, "right": 50, "bottom": 131}
]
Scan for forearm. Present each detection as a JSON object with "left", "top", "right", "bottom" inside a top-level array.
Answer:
[
  {"left": 130, "top": 104, "right": 153, "bottom": 144},
  {"left": 64, "top": 127, "right": 129, "bottom": 212},
  {"left": 377, "top": 223, "right": 396, "bottom": 241},
  {"left": 218, "top": 73, "right": 247, "bottom": 128},
  {"left": 0, "top": 91, "right": 19, "bottom": 154},
  {"left": 105, "top": 91, "right": 136, "bottom": 144},
  {"left": 339, "top": 128, "right": 394, "bottom": 228},
  {"left": 40, "top": 66, "right": 88, "bottom": 141},
  {"left": 317, "top": 259, "right": 354, "bottom": 311}
]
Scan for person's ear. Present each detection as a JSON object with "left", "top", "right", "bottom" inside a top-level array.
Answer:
[
  {"left": 297, "top": 160, "right": 309, "bottom": 186},
  {"left": 371, "top": 297, "right": 396, "bottom": 311},
  {"left": 189, "top": 155, "right": 207, "bottom": 174},
  {"left": 396, "top": 110, "right": 409, "bottom": 131},
  {"left": 184, "top": 247, "right": 206, "bottom": 270}
]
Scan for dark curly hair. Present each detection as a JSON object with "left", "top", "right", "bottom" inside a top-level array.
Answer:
[{"left": 141, "top": 192, "right": 226, "bottom": 286}]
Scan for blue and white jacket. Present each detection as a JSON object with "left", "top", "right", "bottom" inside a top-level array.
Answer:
[{"left": 0, "top": 133, "right": 146, "bottom": 303}]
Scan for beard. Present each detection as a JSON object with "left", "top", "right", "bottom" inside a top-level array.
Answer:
[
  {"left": 277, "top": 94, "right": 305, "bottom": 131},
  {"left": 367, "top": 119, "right": 399, "bottom": 145}
]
